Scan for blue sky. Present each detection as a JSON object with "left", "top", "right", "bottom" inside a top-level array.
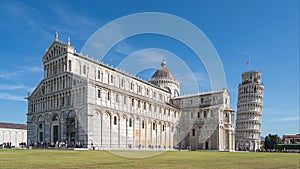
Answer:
[{"left": 0, "top": 0, "right": 298, "bottom": 137}]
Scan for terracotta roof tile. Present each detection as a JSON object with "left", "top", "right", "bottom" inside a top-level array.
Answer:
[{"left": 0, "top": 122, "right": 27, "bottom": 130}]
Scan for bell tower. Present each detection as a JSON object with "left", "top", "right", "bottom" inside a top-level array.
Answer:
[{"left": 235, "top": 71, "right": 264, "bottom": 151}]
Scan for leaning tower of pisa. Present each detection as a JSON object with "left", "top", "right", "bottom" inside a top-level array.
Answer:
[{"left": 235, "top": 71, "right": 264, "bottom": 151}]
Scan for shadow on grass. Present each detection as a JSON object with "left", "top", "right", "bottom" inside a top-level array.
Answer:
[{"left": 107, "top": 150, "right": 167, "bottom": 159}]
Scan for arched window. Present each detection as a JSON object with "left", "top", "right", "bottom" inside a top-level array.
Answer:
[
  {"left": 173, "top": 89, "right": 179, "bottom": 97},
  {"left": 192, "top": 128, "right": 196, "bottom": 136},
  {"left": 121, "top": 79, "right": 124, "bottom": 87},
  {"left": 110, "top": 75, "right": 114, "bottom": 83},
  {"left": 83, "top": 65, "right": 86, "bottom": 74},
  {"left": 204, "top": 111, "right": 207, "bottom": 118},
  {"left": 97, "top": 70, "right": 101, "bottom": 79},
  {"left": 124, "top": 96, "right": 127, "bottom": 104},
  {"left": 142, "top": 120, "right": 145, "bottom": 129},
  {"left": 113, "top": 116, "right": 117, "bottom": 125},
  {"left": 97, "top": 89, "right": 101, "bottom": 98},
  {"left": 107, "top": 91, "right": 110, "bottom": 100},
  {"left": 129, "top": 118, "right": 132, "bottom": 127},
  {"left": 130, "top": 82, "right": 133, "bottom": 90},
  {"left": 52, "top": 114, "right": 58, "bottom": 121}
]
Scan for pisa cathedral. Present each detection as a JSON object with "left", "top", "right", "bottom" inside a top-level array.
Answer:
[{"left": 27, "top": 34, "right": 236, "bottom": 151}]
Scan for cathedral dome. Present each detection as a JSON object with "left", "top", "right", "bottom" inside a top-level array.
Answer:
[
  {"left": 149, "top": 59, "right": 180, "bottom": 97},
  {"left": 150, "top": 59, "right": 177, "bottom": 82}
]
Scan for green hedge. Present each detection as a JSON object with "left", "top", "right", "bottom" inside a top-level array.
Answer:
[{"left": 274, "top": 144, "right": 300, "bottom": 150}]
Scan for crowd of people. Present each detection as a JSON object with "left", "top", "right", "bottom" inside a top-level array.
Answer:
[
  {"left": 0, "top": 142, "right": 26, "bottom": 149},
  {"left": 0, "top": 140, "right": 84, "bottom": 149},
  {"left": 27, "top": 141, "right": 83, "bottom": 149}
]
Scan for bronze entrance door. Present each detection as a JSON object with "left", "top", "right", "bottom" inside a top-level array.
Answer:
[
  {"left": 52, "top": 125, "right": 59, "bottom": 143},
  {"left": 66, "top": 117, "right": 76, "bottom": 147}
]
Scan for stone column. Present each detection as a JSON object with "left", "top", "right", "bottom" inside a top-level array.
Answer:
[{"left": 132, "top": 118, "right": 135, "bottom": 148}]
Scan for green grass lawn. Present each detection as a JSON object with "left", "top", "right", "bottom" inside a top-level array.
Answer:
[{"left": 0, "top": 149, "right": 299, "bottom": 169}]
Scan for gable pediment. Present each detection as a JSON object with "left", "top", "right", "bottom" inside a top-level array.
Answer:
[
  {"left": 29, "top": 80, "right": 45, "bottom": 99},
  {"left": 42, "top": 41, "right": 68, "bottom": 63}
]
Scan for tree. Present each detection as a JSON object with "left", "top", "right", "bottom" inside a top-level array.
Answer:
[
  {"left": 264, "top": 134, "right": 280, "bottom": 149},
  {"left": 264, "top": 135, "right": 271, "bottom": 149},
  {"left": 291, "top": 138, "right": 297, "bottom": 144}
]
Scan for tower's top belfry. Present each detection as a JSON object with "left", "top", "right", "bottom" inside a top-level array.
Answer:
[{"left": 241, "top": 71, "right": 262, "bottom": 85}]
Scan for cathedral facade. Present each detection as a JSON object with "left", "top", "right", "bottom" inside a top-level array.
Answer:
[{"left": 27, "top": 35, "right": 235, "bottom": 151}]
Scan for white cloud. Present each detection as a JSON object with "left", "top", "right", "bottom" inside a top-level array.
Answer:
[
  {"left": 0, "top": 66, "right": 43, "bottom": 79},
  {"left": 49, "top": 3, "right": 99, "bottom": 41},
  {"left": 0, "top": 93, "right": 26, "bottom": 102},
  {"left": 25, "top": 66, "right": 43, "bottom": 72},
  {"left": 0, "top": 1, "right": 38, "bottom": 19},
  {"left": 139, "top": 51, "right": 166, "bottom": 61},
  {"left": 127, "top": 50, "right": 166, "bottom": 63},
  {"left": 0, "top": 1, "right": 99, "bottom": 41},
  {"left": 0, "top": 84, "right": 34, "bottom": 92},
  {"left": 0, "top": 70, "right": 24, "bottom": 79},
  {"left": 53, "top": 7, "right": 98, "bottom": 30},
  {"left": 0, "top": 1, "right": 52, "bottom": 38},
  {"left": 115, "top": 42, "right": 135, "bottom": 56},
  {"left": 263, "top": 108, "right": 298, "bottom": 115},
  {"left": 270, "top": 116, "right": 300, "bottom": 122},
  {"left": 81, "top": 21, "right": 127, "bottom": 59},
  {"left": 263, "top": 108, "right": 281, "bottom": 114},
  {"left": 117, "top": 48, "right": 209, "bottom": 94}
]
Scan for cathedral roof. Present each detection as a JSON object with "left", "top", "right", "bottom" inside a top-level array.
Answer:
[
  {"left": 0, "top": 122, "right": 27, "bottom": 130},
  {"left": 150, "top": 59, "right": 177, "bottom": 82}
]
